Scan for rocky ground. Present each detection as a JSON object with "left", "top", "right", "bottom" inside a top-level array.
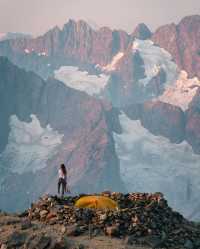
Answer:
[{"left": 0, "top": 192, "right": 200, "bottom": 249}]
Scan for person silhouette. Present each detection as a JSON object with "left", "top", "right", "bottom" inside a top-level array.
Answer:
[{"left": 58, "top": 164, "right": 67, "bottom": 197}]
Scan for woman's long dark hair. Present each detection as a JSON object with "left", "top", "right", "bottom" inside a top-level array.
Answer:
[{"left": 60, "top": 164, "right": 67, "bottom": 176}]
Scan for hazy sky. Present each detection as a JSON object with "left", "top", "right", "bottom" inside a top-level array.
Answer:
[{"left": 0, "top": 0, "right": 200, "bottom": 36}]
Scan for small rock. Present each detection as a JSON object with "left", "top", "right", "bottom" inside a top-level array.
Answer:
[
  {"left": 4, "top": 217, "right": 20, "bottom": 225},
  {"left": 25, "top": 234, "right": 51, "bottom": 249},
  {"left": 92, "top": 228, "right": 101, "bottom": 237},
  {"left": 1, "top": 244, "right": 7, "bottom": 249},
  {"left": 46, "top": 212, "right": 57, "bottom": 220},
  {"left": 124, "top": 235, "right": 136, "bottom": 245},
  {"left": 105, "top": 225, "right": 119, "bottom": 237},
  {"left": 39, "top": 210, "right": 48, "bottom": 218},
  {"left": 99, "top": 214, "right": 107, "bottom": 221},
  {"left": 49, "top": 219, "right": 57, "bottom": 225},
  {"left": 18, "top": 210, "right": 28, "bottom": 218},
  {"left": 184, "top": 239, "right": 194, "bottom": 249},
  {"left": 66, "top": 225, "right": 81, "bottom": 236},
  {"left": 77, "top": 244, "right": 85, "bottom": 249},
  {"left": 143, "top": 235, "right": 164, "bottom": 248},
  {"left": 61, "top": 225, "right": 66, "bottom": 234},
  {"left": 7, "top": 231, "right": 27, "bottom": 247},
  {"left": 21, "top": 219, "right": 32, "bottom": 230}
]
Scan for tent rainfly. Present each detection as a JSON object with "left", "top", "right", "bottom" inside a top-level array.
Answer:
[{"left": 75, "top": 195, "right": 118, "bottom": 210}]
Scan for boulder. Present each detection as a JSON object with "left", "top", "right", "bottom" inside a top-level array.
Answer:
[
  {"left": 21, "top": 218, "right": 32, "bottom": 230},
  {"left": 40, "top": 210, "right": 49, "bottom": 218},
  {"left": 105, "top": 225, "right": 119, "bottom": 237}
]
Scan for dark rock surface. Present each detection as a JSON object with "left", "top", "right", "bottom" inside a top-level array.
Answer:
[
  {"left": 153, "top": 15, "right": 200, "bottom": 78},
  {"left": 132, "top": 23, "right": 152, "bottom": 40},
  {"left": 140, "top": 101, "right": 186, "bottom": 143},
  {"left": 185, "top": 108, "right": 200, "bottom": 154},
  {"left": 124, "top": 101, "right": 186, "bottom": 143}
]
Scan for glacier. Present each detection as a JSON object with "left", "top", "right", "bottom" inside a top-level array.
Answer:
[
  {"left": 54, "top": 66, "right": 110, "bottom": 96},
  {"left": 0, "top": 115, "right": 64, "bottom": 174},
  {"left": 132, "top": 39, "right": 179, "bottom": 87},
  {"left": 114, "top": 113, "right": 200, "bottom": 220}
]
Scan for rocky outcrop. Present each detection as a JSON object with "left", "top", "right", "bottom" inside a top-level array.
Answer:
[
  {"left": 1, "top": 193, "right": 199, "bottom": 249},
  {"left": 0, "top": 57, "right": 124, "bottom": 212},
  {"left": 153, "top": 15, "right": 200, "bottom": 78},
  {"left": 132, "top": 23, "right": 152, "bottom": 40}
]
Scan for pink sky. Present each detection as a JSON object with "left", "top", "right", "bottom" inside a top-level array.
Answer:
[{"left": 0, "top": 0, "right": 200, "bottom": 35}]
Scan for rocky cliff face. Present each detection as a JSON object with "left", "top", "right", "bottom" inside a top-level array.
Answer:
[
  {"left": 0, "top": 58, "right": 124, "bottom": 212},
  {"left": 124, "top": 100, "right": 186, "bottom": 143},
  {"left": 0, "top": 20, "right": 130, "bottom": 79},
  {"left": 153, "top": 15, "right": 200, "bottom": 78},
  {"left": 184, "top": 87, "right": 200, "bottom": 154},
  {"left": 123, "top": 98, "right": 200, "bottom": 154},
  {"left": 185, "top": 107, "right": 200, "bottom": 154},
  {"left": 140, "top": 101, "right": 185, "bottom": 143},
  {"left": 123, "top": 99, "right": 200, "bottom": 154}
]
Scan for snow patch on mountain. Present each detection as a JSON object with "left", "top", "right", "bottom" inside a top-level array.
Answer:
[
  {"left": 54, "top": 66, "right": 110, "bottom": 95},
  {"left": 0, "top": 115, "right": 63, "bottom": 174},
  {"left": 114, "top": 113, "right": 200, "bottom": 220},
  {"left": 158, "top": 71, "right": 200, "bottom": 110},
  {"left": 102, "top": 52, "right": 124, "bottom": 72},
  {"left": 132, "top": 39, "right": 178, "bottom": 86}
]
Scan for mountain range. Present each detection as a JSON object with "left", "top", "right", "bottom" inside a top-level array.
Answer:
[{"left": 0, "top": 15, "right": 200, "bottom": 220}]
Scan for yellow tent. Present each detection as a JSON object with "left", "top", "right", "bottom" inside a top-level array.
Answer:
[{"left": 75, "top": 195, "right": 118, "bottom": 210}]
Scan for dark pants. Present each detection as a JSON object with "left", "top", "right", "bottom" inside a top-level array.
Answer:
[{"left": 58, "top": 178, "right": 66, "bottom": 196}]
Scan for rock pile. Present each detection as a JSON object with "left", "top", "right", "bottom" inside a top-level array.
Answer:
[{"left": 27, "top": 192, "right": 200, "bottom": 248}]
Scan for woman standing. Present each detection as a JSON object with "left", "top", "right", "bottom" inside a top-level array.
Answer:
[{"left": 58, "top": 164, "right": 67, "bottom": 197}]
